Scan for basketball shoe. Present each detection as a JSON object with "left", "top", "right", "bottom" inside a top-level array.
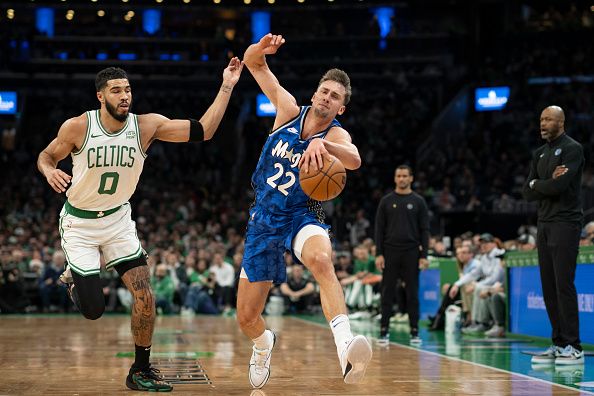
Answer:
[
  {"left": 249, "top": 331, "right": 276, "bottom": 389},
  {"left": 126, "top": 364, "right": 173, "bottom": 392},
  {"left": 339, "top": 335, "right": 373, "bottom": 384}
]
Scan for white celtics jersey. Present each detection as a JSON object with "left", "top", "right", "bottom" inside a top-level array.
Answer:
[{"left": 66, "top": 110, "right": 146, "bottom": 210}]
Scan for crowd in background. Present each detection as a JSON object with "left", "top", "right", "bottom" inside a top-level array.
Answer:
[{"left": 1, "top": 1, "right": 594, "bottom": 340}]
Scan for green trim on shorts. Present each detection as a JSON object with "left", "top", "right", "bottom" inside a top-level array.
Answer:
[
  {"left": 69, "top": 262, "right": 101, "bottom": 277},
  {"left": 105, "top": 244, "right": 143, "bottom": 268},
  {"left": 59, "top": 212, "right": 100, "bottom": 276},
  {"left": 59, "top": 212, "right": 74, "bottom": 267}
]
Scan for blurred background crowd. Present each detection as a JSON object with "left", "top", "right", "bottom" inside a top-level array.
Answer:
[{"left": 1, "top": 0, "right": 593, "bottom": 325}]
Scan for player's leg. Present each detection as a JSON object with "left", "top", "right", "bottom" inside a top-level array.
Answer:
[
  {"left": 237, "top": 275, "right": 275, "bottom": 389},
  {"left": 117, "top": 257, "right": 172, "bottom": 392},
  {"left": 295, "top": 225, "right": 372, "bottom": 384},
  {"left": 99, "top": 204, "right": 171, "bottom": 392},
  {"left": 58, "top": 213, "right": 105, "bottom": 319}
]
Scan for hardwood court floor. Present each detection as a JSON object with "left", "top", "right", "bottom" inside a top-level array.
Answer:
[{"left": 0, "top": 315, "right": 589, "bottom": 395}]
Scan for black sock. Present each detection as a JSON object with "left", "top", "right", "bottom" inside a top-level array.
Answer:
[{"left": 132, "top": 344, "right": 151, "bottom": 371}]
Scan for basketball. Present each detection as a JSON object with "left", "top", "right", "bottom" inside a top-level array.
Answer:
[{"left": 299, "top": 155, "right": 347, "bottom": 201}]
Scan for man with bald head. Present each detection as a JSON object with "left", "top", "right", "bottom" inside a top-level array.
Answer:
[{"left": 523, "top": 105, "right": 585, "bottom": 365}]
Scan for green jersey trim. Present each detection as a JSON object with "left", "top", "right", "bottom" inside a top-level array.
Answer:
[
  {"left": 96, "top": 109, "right": 130, "bottom": 137},
  {"left": 72, "top": 111, "right": 91, "bottom": 156},
  {"left": 134, "top": 114, "right": 147, "bottom": 158}
]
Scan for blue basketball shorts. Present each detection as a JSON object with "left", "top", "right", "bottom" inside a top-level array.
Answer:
[{"left": 240, "top": 207, "right": 330, "bottom": 283}]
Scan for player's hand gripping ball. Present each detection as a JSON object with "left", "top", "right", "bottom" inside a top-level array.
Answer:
[{"left": 299, "top": 155, "right": 346, "bottom": 201}]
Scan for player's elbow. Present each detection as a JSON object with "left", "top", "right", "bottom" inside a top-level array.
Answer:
[{"left": 345, "top": 155, "right": 361, "bottom": 170}]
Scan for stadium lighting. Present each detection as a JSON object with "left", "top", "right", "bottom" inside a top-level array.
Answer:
[
  {"left": 244, "top": 0, "right": 251, "bottom": 4},
  {"left": 268, "top": 0, "right": 275, "bottom": 4},
  {"left": 97, "top": 10, "right": 105, "bottom": 16},
  {"left": 183, "top": 0, "right": 191, "bottom": 3},
  {"left": 213, "top": 0, "right": 221, "bottom": 4},
  {"left": 7, "top": 9, "right": 15, "bottom": 19}
]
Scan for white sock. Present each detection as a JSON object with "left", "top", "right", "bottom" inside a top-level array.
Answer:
[
  {"left": 252, "top": 329, "right": 273, "bottom": 350},
  {"left": 330, "top": 314, "right": 353, "bottom": 350}
]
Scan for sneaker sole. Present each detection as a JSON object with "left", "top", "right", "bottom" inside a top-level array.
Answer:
[
  {"left": 343, "top": 335, "right": 372, "bottom": 384},
  {"left": 531, "top": 357, "right": 556, "bottom": 365},
  {"left": 555, "top": 358, "right": 585, "bottom": 366},
  {"left": 125, "top": 376, "right": 173, "bottom": 392},
  {"left": 249, "top": 332, "right": 276, "bottom": 389}
]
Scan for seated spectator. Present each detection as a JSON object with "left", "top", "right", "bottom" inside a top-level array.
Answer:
[
  {"left": 429, "top": 245, "right": 478, "bottom": 330},
  {"left": 209, "top": 252, "right": 235, "bottom": 314},
  {"left": 580, "top": 221, "right": 594, "bottom": 246},
  {"left": 448, "top": 233, "right": 505, "bottom": 335},
  {"left": 182, "top": 258, "right": 219, "bottom": 315},
  {"left": 151, "top": 263, "right": 175, "bottom": 315},
  {"left": 517, "top": 234, "right": 536, "bottom": 251},
  {"left": 481, "top": 280, "right": 506, "bottom": 338},
  {"left": 342, "top": 245, "right": 381, "bottom": 318},
  {"left": 38, "top": 251, "right": 68, "bottom": 313},
  {"left": 334, "top": 251, "right": 353, "bottom": 282},
  {"left": 0, "top": 263, "right": 28, "bottom": 314},
  {"left": 279, "top": 264, "right": 315, "bottom": 314}
]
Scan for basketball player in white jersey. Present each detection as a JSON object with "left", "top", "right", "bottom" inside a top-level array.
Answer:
[{"left": 36, "top": 58, "right": 243, "bottom": 392}]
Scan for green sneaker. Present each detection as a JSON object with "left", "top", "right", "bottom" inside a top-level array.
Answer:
[{"left": 126, "top": 365, "right": 173, "bottom": 392}]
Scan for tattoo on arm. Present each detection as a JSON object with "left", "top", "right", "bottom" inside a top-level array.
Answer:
[{"left": 220, "top": 84, "right": 232, "bottom": 94}]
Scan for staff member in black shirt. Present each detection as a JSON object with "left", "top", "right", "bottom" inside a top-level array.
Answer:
[
  {"left": 375, "top": 165, "right": 430, "bottom": 344},
  {"left": 522, "top": 105, "right": 585, "bottom": 365}
]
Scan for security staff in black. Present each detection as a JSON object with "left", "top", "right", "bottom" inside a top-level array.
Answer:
[
  {"left": 523, "top": 105, "right": 585, "bottom": 364},
  {"left": 375, "top": 165, "right": 429, "bottom": 344}
]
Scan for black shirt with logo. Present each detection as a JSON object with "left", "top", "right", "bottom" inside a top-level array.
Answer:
[
  {"left": 374, "top": 191, "right": 430, "bottom": 257},
  {"left": 522, "top": 133, "right": 584, "bottom": 224}
]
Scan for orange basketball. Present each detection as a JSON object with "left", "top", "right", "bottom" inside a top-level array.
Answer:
[{"left": 299, "top": 155, "right": 347, "bottom": 201}]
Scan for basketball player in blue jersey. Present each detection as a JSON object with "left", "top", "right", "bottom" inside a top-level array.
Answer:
[
  {"left": 238, "top": 33, "right": 372, "bottom": 389},
  {"left": 36, "top": 58, "right": 243, "bottom": 392}
]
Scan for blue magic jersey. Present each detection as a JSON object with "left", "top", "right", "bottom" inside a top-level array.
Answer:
[{"left": 251, "top": 106, "right": 341, "bottom": 217}]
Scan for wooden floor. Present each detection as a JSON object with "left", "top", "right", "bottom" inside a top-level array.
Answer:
[{"left": 0, "top": 315, "right": 586, "bottom": 395}]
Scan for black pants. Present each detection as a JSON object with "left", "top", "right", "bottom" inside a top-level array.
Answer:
[
  {"left": 380, "top": 247, "right": 420, "bottom": 331},
  {"left": 537, "top": 221, "right": 581, "bottom": 350},
  {"left": 430, "top": 284, "right": 460, "bottom": 330}
]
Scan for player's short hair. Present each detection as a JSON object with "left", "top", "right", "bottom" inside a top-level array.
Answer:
[
  {"left": 95, "top": 67, "right": 129, "bottom": 91},
  {"left": 318, "top": 68, "right": 351, "bottom": 105},
  {"left": 395, "top": 164, "right": 413, "bottom": 176}
]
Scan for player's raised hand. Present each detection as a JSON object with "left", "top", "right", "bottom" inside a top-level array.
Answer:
[
  {"left": 222, "top": 57, "right": 244, "bottom": 87},
  {"left": 46, "top": 168, "right": 72, "bottom": 193},
  {"left": 258, "top": 33, "right": 286, "bottom": 55}
]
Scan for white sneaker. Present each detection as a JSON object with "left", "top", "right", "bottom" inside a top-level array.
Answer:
[
  {"left": 531, "top": 345, "right": 561, "bottom": 364},
  {"left": 249, "top": 331, "right": 276, "bottom": 389},
  {"left": 555, "top": 345, "right": 585, "bottom": 365},
  {"left": 340, "top": 335, "right": 372, "bottom": 384}
]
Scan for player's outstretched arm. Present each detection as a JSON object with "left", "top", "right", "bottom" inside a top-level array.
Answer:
[
  {"left": 243, "top": 33, "right": 299, "bottom": 127},
  {"left": 37, "top": 116, "right": 84, "bottom": 193},
  {"left": 150, "top": 57, "right": 243, "bottom": 143}
]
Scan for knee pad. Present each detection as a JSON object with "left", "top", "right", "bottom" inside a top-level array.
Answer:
[
  {"left": 71, "top": 271, "right": 105, "bottom": 320},
  {"left": 114, "top": 255, "right": 147, "bottom": 277}
]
